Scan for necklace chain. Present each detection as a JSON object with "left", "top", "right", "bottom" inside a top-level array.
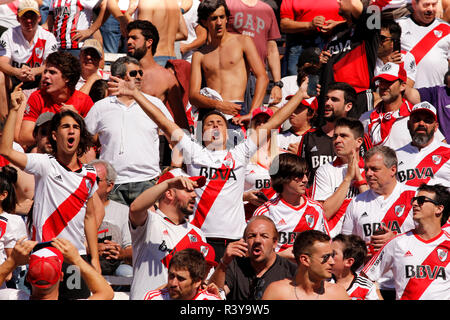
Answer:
[{"left": 293, "top": 279, "right": 320, "bottom": 300}]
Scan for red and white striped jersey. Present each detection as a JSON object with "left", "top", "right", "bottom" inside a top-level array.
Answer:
[
  {"left": 0, "top": 212, "right": 28, "bottom": 264},
  {"left": 397, "top": 17, "right": 450, "bottom": 88},
  {"left": 49, "top": 0, "right": 102, "bottom": 49},
  {"left": 0, "top": 25, "right": 58, "bottom": 69},
  {"left": 362, "top": 230, "right": 450, "bottom": 300},
  {"left": 312, "top": 157, "right": 365, "bottom": 237},
  {"left": 143, "top": 288, "right": 221, "bottom": 300},
  {"left": 176, "top": 134, "right": 257, "bottom": 239},
  {"left": 396, "top": 139, "right": 450, "bottom": 189},
  {"left": 129, "top": 209, "right": 206, "bottom": 300},
  {"left": 253, "top": 195, "right": 329, "bottom": 252},
  {"left": 24, "top": 153, "right": 97, "bottom": 255},
  {"left": 330, "top": 273, "right": 380, "bottom": 300}
]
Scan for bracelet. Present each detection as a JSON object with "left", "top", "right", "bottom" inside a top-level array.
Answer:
[{"left": 353, "top": 179, "right": 367, "bottom": 188}]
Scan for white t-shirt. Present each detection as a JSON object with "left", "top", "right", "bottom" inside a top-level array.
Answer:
[
  {"left": 253, "top": 195, "right": 329, "bottom": 252},
  {"left": 362, "top": 230, "right": 450, "bottom": 300},
  {"left": 176, "top": 134, "right": 258, "bottom": 239},
  {"left": 312, "top": 158, "right": 365, "bottom": 237},
  {"left": 342, "top": 182, "right": 417, "bottom": 290},
  {"left": 49, "top": 0, "right": 102, "bottom": 49},
  {"left": 143, "top": 288, "right": 221, "bottom": 300},
  {"left": 129, "top": 209, "right": 206, "bottom": 300},
  {"left": 24, "top": 153, "right": 98, "bottom": 254},
  {"left": 0, "top": 1, "right": 19, "bottom": 29},
  {"left": 0, "top": 212, "right": 27, "bottom": 264},
  {"left": 0, "top": 25, "right": 58, "bottom": 69},
  {"left": 396, "top": 139, "right": 450, "bottom": 188},
  {"left": 84, "top": 94, "right": 173, "bottom": 184},
  {"left": 396, "top": 16, "right": 450, "bottom": 88}
]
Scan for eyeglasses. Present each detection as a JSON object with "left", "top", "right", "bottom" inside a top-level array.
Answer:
[
  {"left": 380, "top": 35, "right": 393, "bottom": 43},
  {"left": 249, "top": 277, "right": 265, "bottom": 300},
  {"left": 411, "top": 195, "right": 440, "bottom": 206},
  {"left": 128, "top": 70, "right": 143, "bottom": 77},
  {"left": 304, "top": 251, "right": 336, "bottom": 264}
]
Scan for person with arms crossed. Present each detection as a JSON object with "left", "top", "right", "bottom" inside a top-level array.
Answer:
[
  {"left": 207, "top": 215, "right": 297, "bottom": 300},
  {"left": 262, "top": 230, "right": 349, "bottom": 300},
  {"left": 362, "top": 183, "right": 450, "bottom": 300},
  {"left": 0, "top": 86, "right": 103, "bottom": 300}
]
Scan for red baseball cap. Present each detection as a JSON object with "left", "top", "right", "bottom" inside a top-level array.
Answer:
[
  {"left": 157, "top": 168, "right": 206, "bottom": 188},
  {"left": 285, "top": 96, "right": 318, "bottom": 112},
  {"left": 187, "top": 241, "right": 218, "bottom": 267},
  {"left": 373, "top": 62, "right": 407, "bottom": 83},
  {"left": 251, "top": 106, "right": 274, "bottom": 119},
  {"left": 26, "top": 247, "right": 63, "bottom": 289}
]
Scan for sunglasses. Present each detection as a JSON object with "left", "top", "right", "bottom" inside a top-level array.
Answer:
[
  {"left": 305, "top": 251, "right": 336, "bottom": 264},
  {"left": 128, "top": 70, "right": 143, "bottom": 77},
  {"left": 380, "top": 35, "right": 393, "bottom": 43},
  {"left": 411, "top": 195, "right": 440, "bottom": 206}
]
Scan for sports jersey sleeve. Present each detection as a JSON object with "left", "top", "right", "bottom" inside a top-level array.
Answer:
[
  {"left": 3, "top": 216, "right": 27, "bottom": 249},
  {"left": 253, "top": 203, "right": 270, "bottom": 216},
  {"left": 23, "top": 153, "right": 51, "bottom": 178},
  {"left": 280, "top": 0, "right": 295, "bottom": 20},
  {"left": 176, "top": 132, "right": 204, "bottom": 164},
  {"left": 234, "top": 137, "right": 258, "bottom": 165},
  {"left": 43, "top": 32, "right": 59, "bottom": 59},
  {"left": 0, "top": 29, "right": 12, "bottom": 58},
  {"left": 311, "top": 164, "right": 333, "bottom": 201},
  {"left": 341, "top": 199, "right": 356, "bottom": 235},
  {"left": 362, "top": 237, "right": 396, "bottom": 282},
  {"left": 23, "top": 91, "right": 43, "bottom": 122},
  {"left": 403, "top": 51, "right": 417, "bottom": 82}
]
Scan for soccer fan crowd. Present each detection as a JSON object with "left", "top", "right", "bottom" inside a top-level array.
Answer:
[{"left": 0, "top": 0, "right": 448, "bottom": 302}]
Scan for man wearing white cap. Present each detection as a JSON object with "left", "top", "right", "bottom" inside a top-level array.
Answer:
[
  {"left": 128, "top": 168, "right": 209, "bottom": 299},
  {"left": 360, "top": 62, "right": 445, "bottom": 150},
  {"left": 0, "top": 0, "right": 57, "bottom": 112},
  {"left": 76, "top": 38, "right": 108, "bottom": 94},
  {"left": 396, "top": 101, "right": 450, "bottom": 188}
]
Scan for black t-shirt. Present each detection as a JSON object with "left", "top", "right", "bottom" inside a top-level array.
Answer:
[
  {"left": 225, "top": 255, "right": 297, "bottom": 300},
  {"left": 318, "top": 7, "right": 380, "bottom": 119}
]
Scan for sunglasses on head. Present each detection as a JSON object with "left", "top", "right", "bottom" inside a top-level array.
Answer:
[
  {"left": 128, "top": 70, "right": 143, "bottom": 77},
  {"left": 411, "top": 195, "right": 440, "bottom": 206}
]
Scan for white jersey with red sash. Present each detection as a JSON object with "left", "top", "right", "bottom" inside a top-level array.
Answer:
[
  {"left": 0, "top": 212, "right": 27, "bottom": 265},
  {"left": 24, "top": 153, "right": 97, "bottom": 254},
  {"left": 360, "top": 99, "right": 413, "bottom": 150},
  {"left": 396, "top": 139, "right": 450, "bottom": 188},
  {"left": 143, "top": 288, "right": 221, "bottom": 300},
  {"left": 176, "top": 134, "right": 257, "bottom": 239},
  {"left": 312, "top": 157, "right": 365, "bottom": 237},
  {"left": 330, "top": 273, "right": 380, "bottom": 300},
  {"left": 397, "top": 17, "right": 450, "bottom": 88},
  {"left": 342, "top": 181, "right": 417, "bottom": 289},
  {"left": 129, "top": 209, "right": 206, "bottom": 300},
  {"left": 49, "top": 0, "right": 101, "bottom": 49},
  {"left": 253, "top": 195, "right": 329, "bottom": 252},
  {"left": 362, "top": 230, "right": 450, "bottom": 300}
]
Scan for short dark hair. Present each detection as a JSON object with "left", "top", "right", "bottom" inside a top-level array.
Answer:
[
  {"left": 49, "top": 110, "right": 94, "bottom": 157},
  {"left": 45, "top": 51, "right": 81, "bottom": 92},
  {"left": 270, "top": 153, "right": 308, "bottom": 194},
  {"left": 0, "top": 165, "right": 17, "bottom": 213},
  {"left": 417, "top": 183, "right": 450, "bottom": 226},
  {"left": 111, "top": 56, "right": 141, "bottom": 78},
  {"left": 197, "top": 0, "right": 230, "bottom": 28},
  {"left": 89, "top": 79, "right": 108, "bottom": 103},
  {"left": 327, "top": 82, "right": 357, "bottom": 106},
  {"left": 169, "top": 249, "right": 208, "bottom": 282},
  {"left": 333, "top": 234, "right": 367, "bottom": 272},
  {"left": 127, "top": 20, "right": 160, "bottom": 55},
  {"left": 335, "top": 117, "right": 364, "bottom": 139},
  {"left": 444, "top": 70, "right": 450, "bottom": 86},
  {"left": 293, "top": 230, "right": 331, "bottom": 263},
  {"left": 380, "top": 18, "right": 402, "bottom": 41}
]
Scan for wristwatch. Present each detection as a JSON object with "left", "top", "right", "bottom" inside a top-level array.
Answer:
[{"left": 273, "top": 81, "right": 283, "bottom": 88}]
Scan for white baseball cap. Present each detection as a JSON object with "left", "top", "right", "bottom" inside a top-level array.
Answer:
[
  {"left": 410, "top": 101, "right": 437, "bottom": 121},
  {"left": 18, "top": 0, "right": 40, "bottom": 17}
]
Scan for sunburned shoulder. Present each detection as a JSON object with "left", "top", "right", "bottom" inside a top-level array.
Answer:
[
  {"left": 261, "top": 279, "right": 294, "bottom": 300},
  {"left": 323, "top": 281, "right": 350, "bottom": 300}
]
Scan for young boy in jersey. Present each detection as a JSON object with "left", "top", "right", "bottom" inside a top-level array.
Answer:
[
  {"left": 0, "top": 84, "right": 103, "bottom": 300},
  {"left": 331, "top": 234, "right": 382, "bottom": 300},
  {"left": 362, "top": 183, "right": 450, "bottom": 300}
]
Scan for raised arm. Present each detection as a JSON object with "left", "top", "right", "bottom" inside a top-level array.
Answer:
[{"left": 0, "top": 84, "right": 29, "bottom": 170}]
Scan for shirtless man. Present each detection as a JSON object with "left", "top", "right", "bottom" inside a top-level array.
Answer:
[
  {"left": 189, "top": 0, "right": 268, "bottom": 125},
  {"left": 262, "top": 230, "right": 350, "bottom": 300},
  {"left": 137, "top": 0, "right": 187, "bottom": 66},
  {"left": 127, "top": 20, "right": 189, "bottom": 130}
]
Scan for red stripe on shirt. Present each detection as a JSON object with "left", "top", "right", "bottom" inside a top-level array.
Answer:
[
  {"left": 409, "top": 23, "right": 450, "bottom": 65},
  {"left": 41, "top": 171, "right": 96, "bottom": 241},
  {"left": 381, "top": 190, "right": 416, "bottom": 231},
  {"left": 405, "top": 146, "right": 450, "bottom": 187},
  {"left": 400, "top": 239, "right": 450, "bottom": 300}
]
